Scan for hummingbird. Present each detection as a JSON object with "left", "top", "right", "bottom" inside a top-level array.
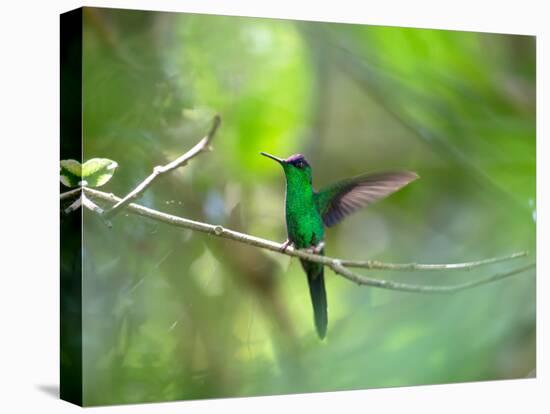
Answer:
[{"left": 261, "top": 152, "right": 418, "bottom": 339}]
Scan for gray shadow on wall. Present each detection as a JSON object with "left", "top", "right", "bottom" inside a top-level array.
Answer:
[{"left": 36, "top": 384, "right": 59, "bottom": 399}]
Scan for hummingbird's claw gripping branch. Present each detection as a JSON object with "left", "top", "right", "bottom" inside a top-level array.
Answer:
[
  {"left": 67, "top": 186, "right": 534, "bottom": 295},
  {"left": 280, "top": 239, "right": 293, "bottom": 253},
  {"left": 313, "top": 241, "right": 325, "bottom": 254},
  {"left": 102, "top": 115, "right": 221, "bottom": 221},
  {"left": 302, "top": 241, "right": 325, "bottom": 255}
]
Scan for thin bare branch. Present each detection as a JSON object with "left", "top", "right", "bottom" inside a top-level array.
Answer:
[
  {"left": 339, "top": 251, "right": 529, "bottom": 271},
  {"left": 60, "top": 187, "right": 82, "bottom": 201},
  {"left": 63, "top": 196, "right": 82, "bottom": 215},
  {"left": 63, "top": 191, "right": 113, "bottom": 226},
  {"left": 82, "top": 193, "right": 105, "bottom": 215},
  {"left": 330, "top": 261, "right": 535, "bottom": 293},
  {"left": 71, "top": 187, "right": 534, "bottom": 294},
  {"left": 103, "top": 115, "right": 221, "bottom": 219}
]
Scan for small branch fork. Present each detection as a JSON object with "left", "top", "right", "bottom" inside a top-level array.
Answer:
[
  {"left": 59, "top": 115, "right": 535, "bottom": 294},
  {"left": 103, "top": 115, "right": 221, "bottom": 220}
]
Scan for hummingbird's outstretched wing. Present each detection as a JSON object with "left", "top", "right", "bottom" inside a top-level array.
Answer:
[{"left": 314, "top": 171, "right": 419, "bottom": 227}]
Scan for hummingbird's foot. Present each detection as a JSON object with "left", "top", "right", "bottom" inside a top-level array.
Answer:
[
  {"left": 280, "top": 239, "right": 293, "bottom": 252},
  {"left": 313, "top": 241, "right": 325, "bottom": 254},
  {"left": 305, "top": 241, "right": 325, "bottom": 255}
]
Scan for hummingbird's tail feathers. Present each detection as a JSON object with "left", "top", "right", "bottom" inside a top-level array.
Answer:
[{"left": 306, "top": 265, "right": 328, "bottom": 339}]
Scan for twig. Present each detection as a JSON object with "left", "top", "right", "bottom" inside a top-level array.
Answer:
[
  {"left": 72, "top": 187, "right": 534, "bottom": 294},
  {"left": 63, "top": 196, "right": 82, "bottom": 215},
  {"left": 339, "top": 251, "right": 529, "bottom": 271},
  {"left": 81, "top": 193, "right": 105, "bottom": 215},
  {"left": 103, "top": 115, "right": 221, "bottom": 219},
  {"left": 60, "top": 187, "right": 82, "bottom": 201},
  {"left": 330, "top": 261, "right": 535, "bottom": 293},
  {"left": 62, "top": 191, "right": 113, "bottom": 226}
]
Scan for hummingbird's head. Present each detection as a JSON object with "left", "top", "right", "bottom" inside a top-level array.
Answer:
[{"left": 260, "top": 152, "right": 312, "bottom": 183}]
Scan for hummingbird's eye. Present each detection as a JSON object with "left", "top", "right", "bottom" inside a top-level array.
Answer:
[{"left": 295, "top": 160, "right": 304, "bottom": 168}]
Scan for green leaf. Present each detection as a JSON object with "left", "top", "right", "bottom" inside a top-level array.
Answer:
[
  {"left": 60, "top": 159, "right": 82, "bottom": 188},
  {"left": 82, "top": 158, "right": 118, "bottom": 187},
  {"left": 60, "top": 158, "right": 118, "bottom": 188}
]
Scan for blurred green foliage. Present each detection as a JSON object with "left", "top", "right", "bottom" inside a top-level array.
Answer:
[{"left": 70, "top": 7, "right": 535, "bottom": 406}]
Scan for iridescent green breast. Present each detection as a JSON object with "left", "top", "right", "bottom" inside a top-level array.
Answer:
[{"left": 284, "top": 173, "right": 324, "bottom": 249}]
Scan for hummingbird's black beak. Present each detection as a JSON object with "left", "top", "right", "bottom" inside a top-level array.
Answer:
[{"left": 260, "top": 152, "right": 285, "bottom": 164}]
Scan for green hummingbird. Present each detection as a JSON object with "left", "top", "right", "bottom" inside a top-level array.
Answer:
[{"left": 261, "top": 152, "right": 418, "bottom": 339}]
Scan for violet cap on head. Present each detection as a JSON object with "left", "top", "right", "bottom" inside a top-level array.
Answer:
[{"left": 285, "top": 154, "right": 306, "bottom": 163}]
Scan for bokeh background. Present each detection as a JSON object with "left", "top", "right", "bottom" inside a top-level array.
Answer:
[{"left": 70, "top": 7, "right": 535, "bottom": 406}]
